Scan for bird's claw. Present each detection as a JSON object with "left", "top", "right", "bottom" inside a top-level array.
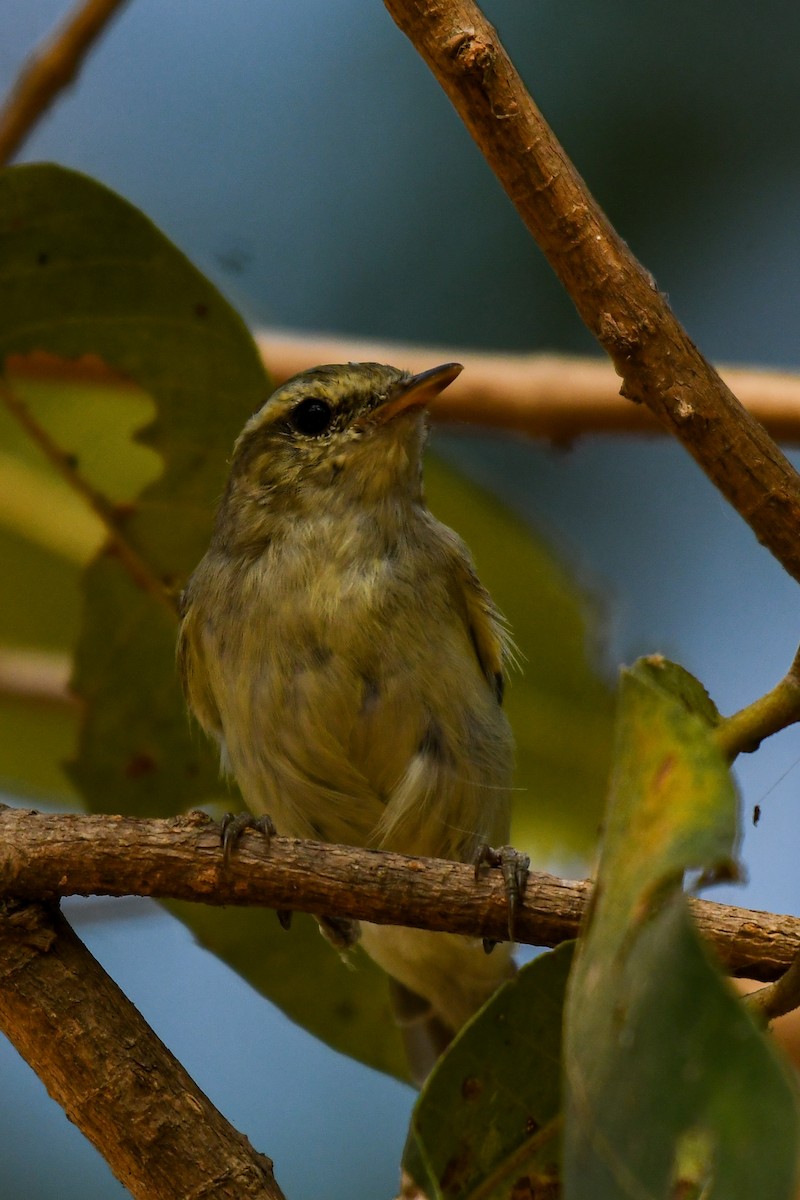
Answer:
[
  {"left": 219, "top": 812, "right": 292, "bottom": 932},
  {"left": 474, "top": 843, "right": 530, "bottom": 943},
  {"left": 220, "top": 811, "right": 277, "bottom": 861}
]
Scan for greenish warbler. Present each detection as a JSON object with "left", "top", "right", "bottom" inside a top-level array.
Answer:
[{"left": 178, "top": 361, "right": 521, "bottom": 1078}]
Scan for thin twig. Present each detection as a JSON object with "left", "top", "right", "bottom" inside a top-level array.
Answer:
[
  {"left": 716, "top": 643, "right": 800, "bottom": 759},
  {"left": 383, "top": 1, "right": 800, "bottom": 583},
  {"left": 0, "top": 807, "right": 798, "bottom": 983},
  {"left": 0, "top": 898, "right": 286, "bottom": 1199},
  {"left": 0, "top": 648, "right": 74, "bottom": 707},
  {"left": 0, "top": 0, "right": 130, "bottom": 166},
  {"left": 0, "top": 381, "right": 176, "bottom": 615},
  {"left": 745, "top": 951, "right": 800, "bottom": 1024}
]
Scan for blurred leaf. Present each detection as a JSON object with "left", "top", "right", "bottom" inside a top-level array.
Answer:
[
  {"left": 633, "top": 653, "right": 721, "bottom": 727},
  {"left": 564, "top": 661, "right": 800, "bottom": 1199},
  {"left": 426, "top": 459, "right": 614, "bottom": 860},
  {"left": 0, "top": 695, "right": 78, "bottom": 802},
  {"left": 0, "top": 163, "right": 409, "bottom": 1077},
  {"left": 0, "top": 370, "right": 161, "bottom": 510},
  {"left": 0, "top": 451, "right": 101, "bottom": 563},
  {"left": 404, "top": 943, "right": 571, "bottom": 1199},
  {"left": 0, "top": 369, "right": 162, "bottom": 800}
]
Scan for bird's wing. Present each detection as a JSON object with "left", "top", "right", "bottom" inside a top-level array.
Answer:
[
  {"left": 448, "top": 550, "right": 511, "bottom": 706},
  {"left": 176, "top": 598, "right": 225, "bottom": 742}
]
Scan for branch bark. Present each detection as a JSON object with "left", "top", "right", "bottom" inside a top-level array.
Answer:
[
  {"left": 0, "top": 896, "right": 286, "bottom": 1200},
  {"left": 0, "top": 807, "right": 797, "bottom": 984},
  {"left": 382, "top": 1, "right": 800, "bottom": 583},
  {"left": 0, "top": 0, "right": 130, "bottom": 166}
]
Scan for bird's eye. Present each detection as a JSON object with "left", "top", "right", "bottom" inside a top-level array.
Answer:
[{"left": 290, "top": 397, "right": 333, "bottom": 437}]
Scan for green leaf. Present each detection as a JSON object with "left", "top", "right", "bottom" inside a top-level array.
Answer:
[
  {"left": 425, "top": 459, "right": 614, "bottom": 859},
  {"left": 0, "top": 692, "right": 78, "bottom": 803},
  {"left": 0, "top": 163, "right": 408, "bottom": 1077},
  {"left": 0, "top": 366, "right": 166, "bottom": 803},
  {"left": 632, "top": 653, "right": 721, "bottom": 728},
  {"left": 564, "top": 662, "right": 800, "bottom": 1199},
  {"left": 404, "top": 944, "right": 571, "bottom": 1199}
]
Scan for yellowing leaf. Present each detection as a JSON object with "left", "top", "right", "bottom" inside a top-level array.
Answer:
[{"left": 564, "top": 661, "right": 800, "bottom": 1200}]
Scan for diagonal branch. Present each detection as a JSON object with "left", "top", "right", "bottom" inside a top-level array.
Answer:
[
  {"left": 382, "top": 0, "right": 800, "bottom": 583},
  {"left": 1, "top": 806, "right": 798, "bottom": 984},
  {"left": 0, "top": 897, "right": 286, "bottom": 1199},
  {"left": 0, "top": 0, "right": 130, "bottom": 167}
]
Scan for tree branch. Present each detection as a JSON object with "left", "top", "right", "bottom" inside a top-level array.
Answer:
[
  {"left": 745, "top": 951, "right": 800, "bottom": 1025},
  {"left": 0, "top": 647, "right": 75, "bottom": 707},
  {"left": 382, "top": 1, "right": 800, "bottom": 583},
  {"left": 0, "top": 0, "right": 130, "bottom": 167},
  {"left": 0, "top": 807, "right": 797, "bottom": 984},
  {"left": 0, "top": 896, "right": 286, "bottom": 1200},
  {"left": 256, "top": 330, "right": 800, "bottom": 446},
  {"left": 10, "top": 336, "right": 800, "bottom": 449},
  {"left": 716, "top": 642, "right": 800, "bottom": 759}
]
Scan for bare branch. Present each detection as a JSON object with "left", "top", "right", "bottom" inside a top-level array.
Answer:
[
  {"left": 382, "top": 1, "right": 800, "bottom": 583},
  {"left": 0, "top": 807, "right": 797, "bottom": 983},
  {"left": 0, "top": 897, "right": 286, "bottom": 1199},
  {"left": 0, "top": 648, "right": 74, "bottom": 706},
  {"left": 0, "top": 0, "right": 130, "bottom": 167},
  {"left": 745, "top": 951, "right": 800, "bottom": 1025},
  {"left": 256, "top": 330, "right": 800, "bottom": 446}
]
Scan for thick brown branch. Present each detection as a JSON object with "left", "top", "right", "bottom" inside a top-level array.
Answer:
[
  {"left": 0, "top": 807, "right": 796, "bottom": 983},
  {"left": 0, "top": 897, "right": 286, "bottom": 1200},
  {"left": 382, "top": 1, "right": 800, "bottom": 582},
  {"left": 0, "top": 0, "right": 130, "bottom": 166}
]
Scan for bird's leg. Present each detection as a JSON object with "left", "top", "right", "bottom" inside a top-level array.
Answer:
[
  {"left": 219, "top": 811, "right": 293, "bottom": 930},
  {"left": 318, "top": 914, "right": 361, "bottom": 950},
  {"left": 473, "top": 843, "right": 530, "bottom": 949}
]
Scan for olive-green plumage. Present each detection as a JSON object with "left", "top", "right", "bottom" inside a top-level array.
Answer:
[{"left": 178, "top": 361, "right": 515, "bottom": 1075}]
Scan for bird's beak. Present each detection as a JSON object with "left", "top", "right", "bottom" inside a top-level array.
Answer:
[{"left": 375, "top": 362, "right": 463, "bottom": 423}]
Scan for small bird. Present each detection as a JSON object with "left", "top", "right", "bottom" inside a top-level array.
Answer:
[{"left": 178, "top": 361, "right": 523, "bottom": 1078}]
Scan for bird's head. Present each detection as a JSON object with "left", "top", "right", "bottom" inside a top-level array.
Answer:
[{"left": 213, "top": 360, "right": 462, "bottom": 549}]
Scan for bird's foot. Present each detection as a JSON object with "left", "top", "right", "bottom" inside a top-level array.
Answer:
[
  {"left": 473, "top": 842, "right": 530, "bottom": 947},
  {"left": 220, "top": 810, "right": 277, "bottom": 859},
  {"left": 219, "top": 811, "right": 292, "bottom": 931}
]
